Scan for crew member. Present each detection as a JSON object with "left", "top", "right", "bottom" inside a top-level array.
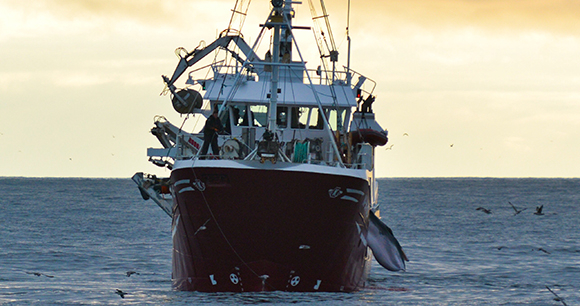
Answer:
[
  {"left": 200, "top": 108, "right": 223, "bottom": 159},
  {"left": 361, "top": 95, "right": 375, "bottom": 113}
]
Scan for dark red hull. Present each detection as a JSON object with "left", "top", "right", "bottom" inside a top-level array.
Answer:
[{"left": 169, "top": 162, "right": 372, "bottom": 292}]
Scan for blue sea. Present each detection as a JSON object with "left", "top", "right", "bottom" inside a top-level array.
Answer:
[{"left": 1, "top": 177, "right": 579, "bottom": 305}]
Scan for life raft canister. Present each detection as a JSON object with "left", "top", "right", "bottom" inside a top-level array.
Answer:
[{"left": 351, "top": 129, "right": 388, "bottom": 147}]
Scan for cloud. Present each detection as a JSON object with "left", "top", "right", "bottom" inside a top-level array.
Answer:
[
  {"left": 1, "top": 0, "right": 235, "bottom": 28},
  {"left": 12, "top": 0, "right": 173, "bottom": 23},
  {"left": 5, "top": 0, "right": 580, "bottom": 36},
  {"left": 325, "top": 0, "right": 580, "bottom": 35}
]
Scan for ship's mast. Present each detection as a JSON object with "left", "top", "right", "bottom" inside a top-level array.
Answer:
[
  {"left": 346, "top": 0, "right": 352, "bottom": 86},
  {"left": 267, "top": 0, "right": 293, "bottom": 136},
  {"left": 267, "top": 1, "right": 283, "bottom": 135}
]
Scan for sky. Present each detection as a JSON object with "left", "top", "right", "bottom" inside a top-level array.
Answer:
[{"left": 1, "top": 0, "right": 579, "bottom": 178}]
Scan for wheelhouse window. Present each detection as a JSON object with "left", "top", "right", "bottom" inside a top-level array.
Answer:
[
  {"left": 277, "top": 106, "right": 288, "bottom": 128},
  {"left": 287, "top": 106, "right": 336, "bottom": 130},
  {"left": 290, "top": 107, "right": 309, "bottom": 129},
  {"left": 232, "top": 104, "right": 248, "bottom": 126},
  {"left": 327, "top": 108, "right": 346, "bottom": 131},
  {"left": 250, "top": 104, "right": 268, "bottom": 127},
  {"left": 309, "top": 107, "right": 324, "bottom": 130}
]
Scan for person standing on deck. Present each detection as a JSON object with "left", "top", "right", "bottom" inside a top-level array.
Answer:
[{"left": 200, "top": 108, "right": 223, "bottom": 159}]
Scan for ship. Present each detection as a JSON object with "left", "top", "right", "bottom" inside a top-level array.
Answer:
[{"left": 133, "top": 0, "right": 407, "bottom": 292}]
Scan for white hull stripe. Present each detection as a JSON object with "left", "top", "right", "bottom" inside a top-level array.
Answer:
[
  {"left": 174, "top": 179, "right": 191, "bottom": 186},
  {"left": 346, "top": 188, "right": 365, "bottom": 196},
  {"left": 178, "top": 187, "right": 196, "bottom": 194},
  {"left": 173, "top": 159, "right": 370, "bottom": 181},
  {"left": 340, "top": 195, "right": 358, "bottom": 203}
]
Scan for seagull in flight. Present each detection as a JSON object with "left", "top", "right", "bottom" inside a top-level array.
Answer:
[
  {"left": 536, "top": 248, "right": 551, "bottom": 254},
  {"left": 115, "top": 289, "right": 127, "bottom": 298},
  {"left": 26, "top": 272, "right": 54, "bottom": 278},
  {"left": 508, "top": 201, "right": 526, "bottom": 215},
  {"left": 476, "top": 207, "right": 492, "bottom": 214},
  {"left": 126, "top": 271, "right": 140, "bottom": 277},
  {"left": 534, "top": 205, "right": 544, "bottom": 215}
]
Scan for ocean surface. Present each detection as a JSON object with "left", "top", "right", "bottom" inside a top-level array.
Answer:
[{"left": 1, "top": 177, "right": 578, "bottom": 305}]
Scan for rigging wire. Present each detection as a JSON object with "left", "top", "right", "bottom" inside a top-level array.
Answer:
[
  {"left": 307, "top": 0, "right": 344, "bottom": 135},
  {"left": 183, "top": 163, "right": 275, "bottom": 289},
  {"left": 167, "top": 2, "right": 385, "bottom": 288},
  {"left": 227, "top": 0, "right": 252, "bottom": 35},
  {"left": 174, "top": 1, "right": 279, "bottom": 288},
  {"left": 283, "top": 14, "right": 345, "bottom": 167},
  {"left": 319, "top": 0, "right": 337, "bottom": 53}
]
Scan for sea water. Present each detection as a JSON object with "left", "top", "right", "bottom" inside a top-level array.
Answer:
[{"left": 1, "top": 177, "right": 578, "bottom": 305}]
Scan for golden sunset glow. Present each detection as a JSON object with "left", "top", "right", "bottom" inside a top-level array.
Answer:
[{"left": 1, "top": 0, "right": 579, "bottom": 177}]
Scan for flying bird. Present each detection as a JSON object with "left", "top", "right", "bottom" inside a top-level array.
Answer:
[
  {"left": 126, "top": 271, "right": 140, "bottom": 277},
  {"left": 534, "top": 205, "right": 544, "bottom": 215},
  {"left": 403, "top": 133, "right": 409, "bottom": 136},
  {"left": 508, "top": 201, "right": 526, "bottom": 215},
  {"left": 385, "top": 144, "right": 394, "bottom": 150},
  {"left": 115, "top": 289, "right": 127, "bottom": 298},
  {"left": 476, "top": 207, "right": 492, "bottom": 214},
  {"left": 536, "top": 248, "right": 551, "bottom": 254},
  {"left": 26, "top": 272, "right": 54, "bottom": 278}
]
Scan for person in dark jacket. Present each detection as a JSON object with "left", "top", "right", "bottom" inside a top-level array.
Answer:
[{"left": 200, "top": 108, "right": 223, "bottom": 159}]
